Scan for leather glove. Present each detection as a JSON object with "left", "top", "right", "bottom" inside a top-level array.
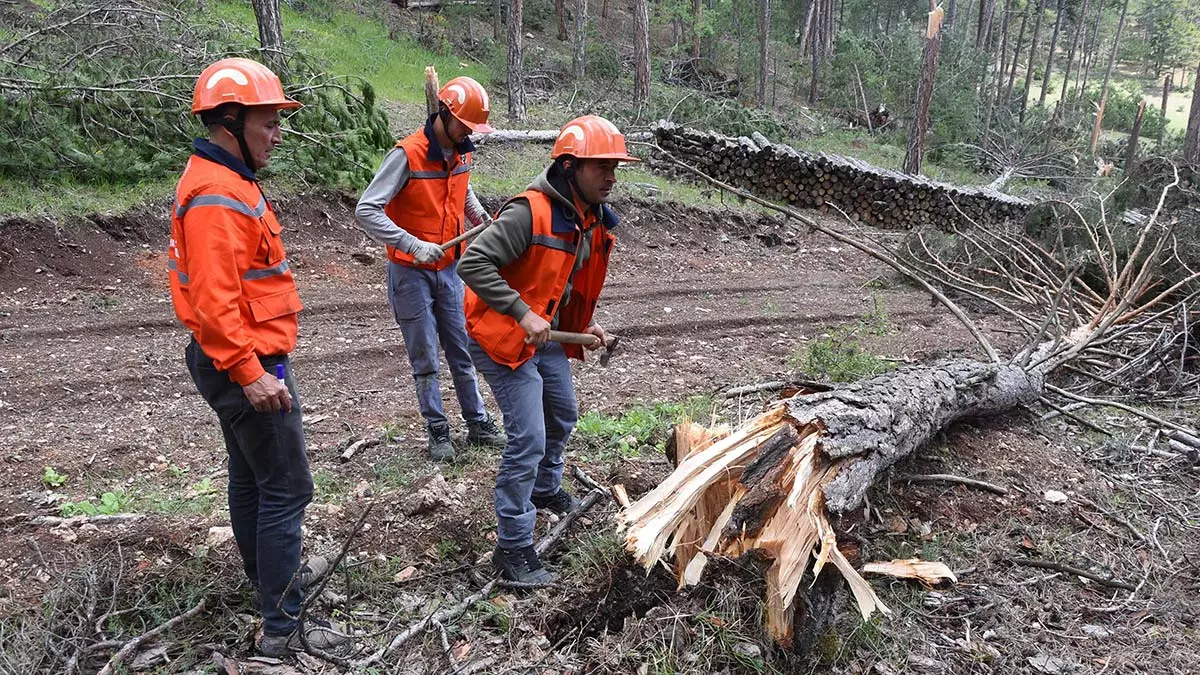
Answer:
[{"left": 409, "top": 240, "right": 445, "bottom": 265}]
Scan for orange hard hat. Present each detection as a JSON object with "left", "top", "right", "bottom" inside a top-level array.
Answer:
[
  {"left": 192, "top": 58, "right": 301, "bottom": 114},
  {"left": 551, "top": 115, "right": 639, "bottom": 162},
  {"left": 438, "top": 76, "right": 494, "bottom": 133}
]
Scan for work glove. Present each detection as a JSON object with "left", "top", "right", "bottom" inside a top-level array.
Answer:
[{"left": 409, "top": 240, "right": 445, "bottom": 265}]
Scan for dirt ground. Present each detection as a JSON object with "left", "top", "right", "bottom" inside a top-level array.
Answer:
[{"left": 1, "top": 190, "right": 1198, "bottom": 674}]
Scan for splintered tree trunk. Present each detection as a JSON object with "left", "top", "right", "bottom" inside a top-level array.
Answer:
[
  {"left": 1037, "top": 0, "right": 1064, "bottom": 108},
  {"left": 1019, "top": 0, "right": 1046, "bottom": 123},
  {"left": 692, "top": 0, "right": 702, "bottom": 59},
  {"left": 571, "top": 0, "right": 587, "bottom": 79},
  {"left": 903, "top": 4, "right": 944, "bottom": 175},
  {"left": 507, "top": 0, "right": 526, "bottom": 122},
  {"left": 757, "top": 0, "right": 771, "bottom": 107},
  {"left": 1124, "top": 99, "right": 1145, "bottom": 173},
  {"left": 555, "top": 0, "right": 567, "bottom": 40},
  {"left": 251, "top": 0, "right": 285, "bottom": 72},
  {"left": 634, "top": 0, "right": 650, "bottom": 104},
  {"left": 1184, "top": 61, "right": 1200, "bottom": 163},
  {"left": 1090, "top": 0, "right": 1130, "bottom": 155}
]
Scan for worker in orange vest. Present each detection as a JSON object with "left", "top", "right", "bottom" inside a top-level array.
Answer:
[
  {"left": 355, "top": 76, "right": 505, "bottom": 462},
  {"left": 459, "top": 115, "right": 638, "bottom": 584},
  {"left": 168, "top": 58, "right": 349, "bottom": 657}
]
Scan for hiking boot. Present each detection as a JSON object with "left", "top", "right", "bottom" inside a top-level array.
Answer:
[
  {"left": 250, "top": 556, "right": 330, "bottom": 608},
  {"left": 531, "top": 488, "right": 579, "bottom": 516},
  {"left": 465, "top": 413, "right": 506, "bottom": 447},
  {"left": 493, "top": 544, "right": 557, "bottom": 585},
  {"left": 427, "top": 422, "right": 454, "bottom": 462},
  {"left": 259, "top": 617, "right": 351, "bottom": 657}
]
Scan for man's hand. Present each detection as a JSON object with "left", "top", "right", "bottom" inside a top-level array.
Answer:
[
  {"left": 519, "top": 310, "right": 551, "bottom": 345},
  {"left": 410, "top": 240, "right": 446, "bottom": 265},
  {"left": 243, "top": 372, "right": 292, "bottom": 414},
  {"left": 584, "top": 323, "right": 607, "bottom": 351}
]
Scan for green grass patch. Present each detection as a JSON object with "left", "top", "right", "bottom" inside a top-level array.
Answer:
[
  {"left": 208, "top": 1, "right": 485, "bottom": 105},
  {"left": 792, "top": 330, "right": 894, "bottom": 383},
  {"left": 561, "top": 530, "right": 624, "bottom": 580},
  {"left": 574, "top": 396, "right": 714, "bottom": 458},
  {"left": 0, "top": 175, "right": 174, "bottom": 219}
]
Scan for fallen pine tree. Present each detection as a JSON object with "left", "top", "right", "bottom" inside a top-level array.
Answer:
[{"left": 618, "top": 151, "right": 1200, "bottom": 648}]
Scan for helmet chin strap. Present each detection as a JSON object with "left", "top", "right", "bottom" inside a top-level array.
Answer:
[{"left": 220, "top": 106, "right": 256, "bottom": 173}]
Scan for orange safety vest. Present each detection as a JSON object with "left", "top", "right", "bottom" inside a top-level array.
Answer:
[
  {"left": 168, "top": 154, "right": 303, "bottom": 386},
  {"left": 464, "top": 189, "right": 615, "bottom": 369},
  {"left": 384, "top": 126, "right": 473, "bottom": 270}
]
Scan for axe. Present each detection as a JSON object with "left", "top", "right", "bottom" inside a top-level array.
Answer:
[{"left": 548, "top": 330, "right": 621, "bottom": 367}]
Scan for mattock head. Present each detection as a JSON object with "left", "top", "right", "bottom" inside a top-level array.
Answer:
[{"left": 599, "top": 336, "right": 621, "bottom": 367}]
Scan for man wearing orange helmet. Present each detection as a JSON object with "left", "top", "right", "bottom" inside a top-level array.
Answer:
[
  {"left": 169, "top": 57, "right": 347, "bottom": 657},
  {"left": 355, "top": 75, "right": 504, "bottom": 462},
  {"left": 459, "top": 115, "right": 638, "bottom": 584}
]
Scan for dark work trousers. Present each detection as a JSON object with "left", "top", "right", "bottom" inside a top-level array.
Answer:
[{"left": 186, "top": 339, "right": 313, "bottom": 637}]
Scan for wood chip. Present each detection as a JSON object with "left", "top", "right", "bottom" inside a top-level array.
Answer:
[{"left": 862, "top": 558, "right": 958, "bottom": 586}]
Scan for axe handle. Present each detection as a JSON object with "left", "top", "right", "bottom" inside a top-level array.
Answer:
[
  {"left": 440, "top": 219, "right": 492, "bottom": 252},
  {"left": 547, "top": 330, "right": 603, "bottom": 347}
]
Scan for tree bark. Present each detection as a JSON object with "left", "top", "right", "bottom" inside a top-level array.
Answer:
[
  {"left": 1090, "top": 0, "right": 1130, "bottom": 155},
  {"left": 1037, "top": 0, "right": 1064, "bottom": 108},
  {"left": 1076, "top": 0, "right": 1105, "bottom": 103},
  {"left": 493, "top": 0, "right": 502, "bottom": 41},
  {"left": 799, "top": 0, "right": 814, "bottom": 54},
  {"left": 947, "top": 0, "right": 958, "bottom": 31},
  {"left": 757, "top": 0, "right": 771, "bottom": 107},
  {"left": 903, "top": 4, "right": 945, "bottom": 175},
  {"left": 507, "top": 0, "right": 526, "bottom": 123},
  {"left": 692, "top": 0, "right": 703, "bottom": 59},
  {"left": 1124, "top": 98, "right": 1145, "bottom": 174},
  {"left": 555, "top": 0, "right": 568, "bottom": 40},
  {"left": 994, "top": 0, "right": 1012, "bottom": 103},
  {"left": 572, "top": 0, "right": 587, "bottom": 80},
  {"left": 976, "top": 0, "right": 996, "bottom": 48},
  {"left": 1160, "top": 72, "right": 1172, "bottom": 147},
  {"left": 1019, "top": 0, "right": 1046, "bottom": 123},
  {"left": 1184, "top": 61, "right": 1200, "bottom": 163},
  {"left": 634, "top": 0, "right": 650, "bottom": 105},
  {"left": 251, "top": 0, "right": 285, "bottom": 72},
  {"left": 1004, "top": 0, "right": 1029, "bottom": 103},
  {"left": 808, "top": 0, "right": 822, "bottom": 104}
]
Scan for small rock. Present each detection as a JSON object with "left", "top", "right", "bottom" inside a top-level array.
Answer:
[
  {"left": 732, "top": 643, "right": 761, "bottom": 659},
  {"left": 1028, "top": 653, "right": 1075, "bottom": 674},
  {"left": 350, "top": 252, "right": 375, "bottom": 265},
  {"left": 1043, "top": 490, "right": 1069, "bottom": 504},
  {"left": 1082, "top": 624, "right": 1113, "bottom": 638},
  {"left": 129, "top": 644, "right": 170, "bottom": 670},
  {"left": 206, "top": 526, "right": 235, "bottom": 547}
]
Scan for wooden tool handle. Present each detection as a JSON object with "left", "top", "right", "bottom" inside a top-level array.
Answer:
[
  {"left": 548, "top": 330, "right": 602, "bottom": 346},
  {"left": 440, "top": 220, "right": 492, "bottom": 251}
]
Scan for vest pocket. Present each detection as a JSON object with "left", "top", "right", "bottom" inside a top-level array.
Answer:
[{"left": 248, "top": 288, "right": 303, "bottom": 323}]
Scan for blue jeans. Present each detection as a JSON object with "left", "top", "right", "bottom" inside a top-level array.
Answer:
[
  {"left": 186, "top": 340, "right": 313, "bottom": 637},
  {"left": 469, "top": 339, "right": 578, "bottom": 549},
  {"left": 388, "top": 260, "right": 487, "bottom": 427}
]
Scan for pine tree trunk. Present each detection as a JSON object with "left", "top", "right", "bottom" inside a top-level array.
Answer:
[
  {"left": 555, "top": 0, "right": 567, "bottom": 40},
  {"left": 634, "top": 0, "right": 651, "bottom": 105},
  {"left": 1004, "top": 0, "right": 1029, "bottom": 103},
  {"left": 1124, "top": 99, "right": 1145, "bottom": 173},
  {"left": 251, "top": 0, "right": 285, "bottom": 72},
  {"left": 507, "top": 0, "right": 527, "bottom": 122},
  {"left": 692, "top": 0, "right": 702, "bottom": 59},
  {"left": 1037, "top": 0, "right": 1064, "bottom": 108},
  {"left": 1184, "top": 61, "right": 1200, "bottom": 163},
  {"left": 572, "top": 0, "right": 588, "bottom": 79},
  {"left": 1076, "top": 0, "right": 1105, "bottom": 103},
  {"left": 947, "top": 0, "right": 958, "bottom": 31},
  {"left": 494, "top": 0, "right": 502, "bottom": 41},
  {"left": 1019, "top": 0, "right": 1046, "bottom": 123},
  {"left": 823, "top": 0, "right": 834, "bottom": 60},
  {"left": 799, "top": 0, "right": 814, "bottom": 54},
  {"left": 1160, "top": 72, "right": 1172, "bottom": 147},
  {"left": 1090, "top": 0, "right": 1130, "bottom": 155},
  {"left": 976, "top": 0, "right": 995, "bottom": 48},
  {"left": 1058, "top": 0, "right": 1090, "bottom": 110},
  {"left": 808, "top": 0, "right": 822, "bottom": 104},
  {"left": 757, "top": 0, "right": 771, "bottom": 107},
  {"left": 994, "top": 0, "right": 1012, "bottom": 105},
  {"left": 904, "top": 4, "right": 945, "bottom": 175}
]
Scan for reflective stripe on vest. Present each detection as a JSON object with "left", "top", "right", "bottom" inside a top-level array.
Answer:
[
  {"left": 243, "top": 259, "right": 290, "bottom": 280},
  {"left": 175, "top": 194, "right": 267, "bottom": 219},
  {"left": 167, "top": 258, "right": 189, "bottom": 285}
]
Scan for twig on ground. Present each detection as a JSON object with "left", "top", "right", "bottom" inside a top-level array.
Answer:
[
  {"left": 341, "top": 437, "right": 381, "bottom": 463},
  {"left": 7, "top": 513, "right": 146, "bottom": 527},
  {"left": 721, "top": 381, "right": 786, "bottom": 398},
  {"left": 95, "top": 598, "right": 206, "bottom": 675},
  {"left": 1047, "top": 385, "right": 1194, "bottom": 434},
  {"left": 571, "top": 466, "right": 606, "bottom": 495},
  {"left": 1037, "top": 397, "right": 1113, "bottom": 435},
  {"left": 1006, "top": 557, "right": 1136, "bottom": 591},
  {"left": 903, "top": 473, "right": 1009, "bottom": 495},
  {"left": 1078, "top": 497, "right": 1147, "bottom": 541}
]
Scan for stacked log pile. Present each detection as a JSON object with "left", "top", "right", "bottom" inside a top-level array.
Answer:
[{"left": 649, "top": 121, "right": 1030, "bottom": 229}]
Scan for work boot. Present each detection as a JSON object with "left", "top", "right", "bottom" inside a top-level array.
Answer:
[
  {"left": 250, "top": 556, "right": 330, "bottom": 608},
  {"left": 427, "top": 422, "right": 454, "bottom": 462},
  {"left": 259, "top": 617, "right": 351, "bottom": 657},
  {"left": 493, "top": 544, "right": 557, "bottom": 585},
  {"left": 465, "top": 412, "right": 506, "bottom": 447},
  {"left": 531, "top": 488, "right": 580, "bottom": 517}
]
